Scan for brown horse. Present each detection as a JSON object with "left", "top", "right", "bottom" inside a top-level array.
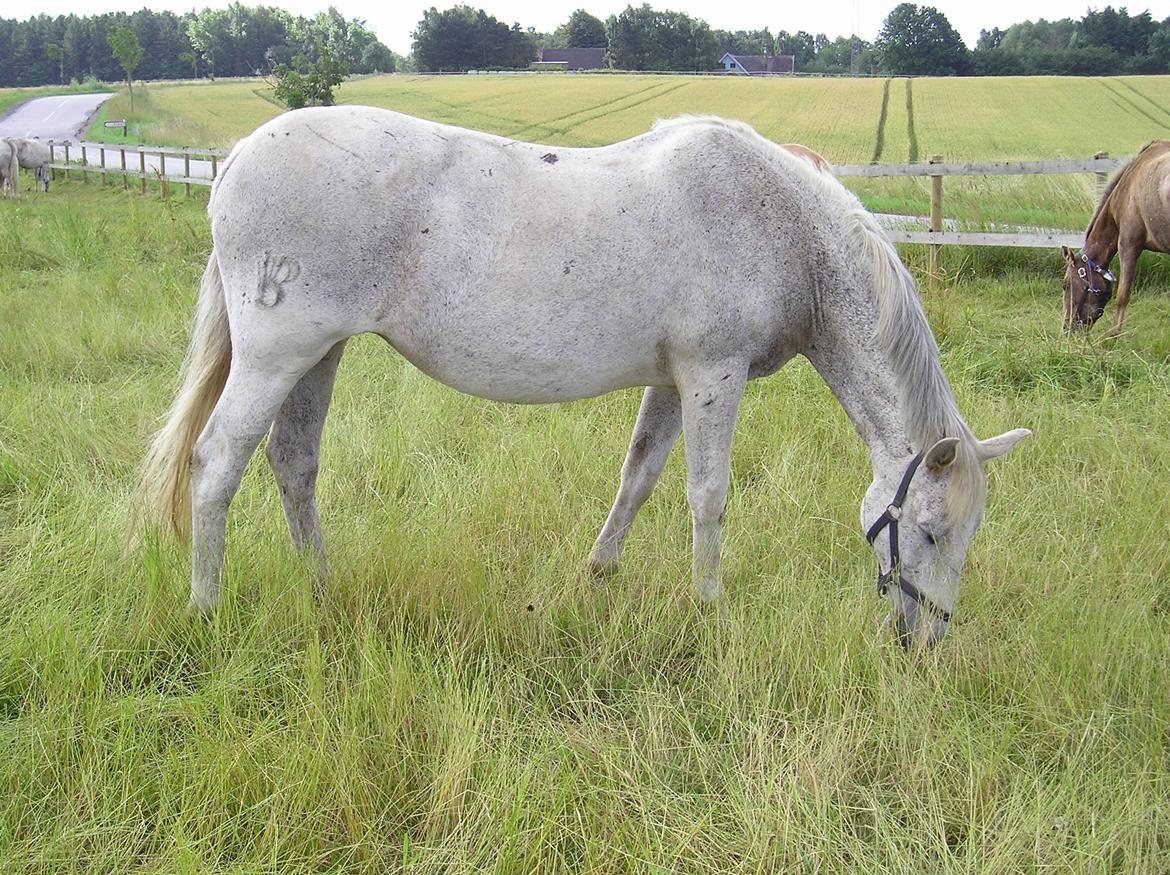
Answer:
[
  {"left": 781, "top": 143, "right": 833, "bottom": 175},
  {"left": 1062, "top": 140, "right": 1170, "bottom": 335}
]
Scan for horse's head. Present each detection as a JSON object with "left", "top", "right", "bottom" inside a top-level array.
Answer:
[
  {"left": 1061, "top": 245, "right": 1115, "bottom": 331},
  {"left": 861, "top": 430, "right": 1030, "bottom": 648}
]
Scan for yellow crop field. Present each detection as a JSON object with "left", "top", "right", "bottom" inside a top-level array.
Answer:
[
  {"left": 90, "top": 78, "right": 283, "bottom": 148},
  {"left": 912, "top": 76, "right": 1170, "bottom": 160},
  {"left": 339, "top": 74, "right": 890, "bottom": 159},
  {"left": 75, "top": 72, "right": 1170, "bottom": 229},
  {"left": 89, "top": 72, "right": 1170, "bottom": 164}
]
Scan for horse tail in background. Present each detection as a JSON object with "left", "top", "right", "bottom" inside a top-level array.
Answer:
[
  {"left": 4, "top": 139, "right": 18, "bottom": 198},
  {"left": 133, "top": 248, "right": 232, "bottom": 543}
]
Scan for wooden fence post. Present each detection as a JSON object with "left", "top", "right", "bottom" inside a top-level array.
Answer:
[
  {"left": 120, "top": 147, "right": 127, "bottom": 190},
  {"left": 139, "top": 149, "right": 146, "bottom": 195},
  {"left": 211, "top": 154, "right": 218, "bottom": 181},
  {"left": 159, "top": 150, "right": 168, "bottom": 199},
  {"left": 48, "top": 143, "right": 56, "bottom": 182},
  {"left": 99, "top": 146, "right": 106, "bottom": 186},
  {"left": 929, "top": 154, "right": 944, "bottom": 287},
  {"left": 63, "top": 142, "right": 70, "bottom": 180},
  {"left": 81, "top": 144, "right": 88, "bottom": 184},
  {"left": 1094, "top": 151, "right": 1110, "bottom": 199},
  {"left": 184, "top": 147, "right": 191, "bottom": 197}
]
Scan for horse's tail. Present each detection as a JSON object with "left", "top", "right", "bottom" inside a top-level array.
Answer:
[
  {"left": 133, "top": 248, "right": 231, "bottom": 543},
  {"left": 5, "top": 140, "right": 18, "bottom": 198}
]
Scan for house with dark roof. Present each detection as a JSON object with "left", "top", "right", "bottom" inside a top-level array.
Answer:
[
  {"left": 718, "top": 52, "right": 795, "bottom": 74},
  {"left": 537, "top": 48, "right": 606, "bottom": 70}
]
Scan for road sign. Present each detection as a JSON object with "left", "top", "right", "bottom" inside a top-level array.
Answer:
[{"left": 103, "top": 119, "right": 127, "bottom": 127}]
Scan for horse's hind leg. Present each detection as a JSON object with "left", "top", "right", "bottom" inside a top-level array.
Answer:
[
  {"left": 266, "top": 340, "right": 346, "bottom": 569},
  {"left": 590, "top": 386, "right": 682, "bottom": 574},
  {"left": 675, "top": 359, "right": 749, "bottom": 602},
  {"left": 190, "top": 351, "right": 326, "bottom": 612}
]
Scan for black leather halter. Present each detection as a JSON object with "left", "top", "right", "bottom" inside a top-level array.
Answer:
[
  {"left": 865, "top": 452, "right": 953, "bottom": 624},
  {"left": 1078, "top": 251, "right": 1115, "bottom": 296}
]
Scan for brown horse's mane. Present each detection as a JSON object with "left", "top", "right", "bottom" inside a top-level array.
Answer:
[{"left": 1085, "top": 141, "right": 1159, "bottom": 235}]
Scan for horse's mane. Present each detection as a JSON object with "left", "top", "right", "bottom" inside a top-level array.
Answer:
[
  {"left": 652, "top": 115, "right": 985, "bottom": 519},
  {"left": 1086, "top": 141, "right": 1158, "bottom": 235},
  {"left": 844, "top": 203, "right": 985, "bottom": 520}
]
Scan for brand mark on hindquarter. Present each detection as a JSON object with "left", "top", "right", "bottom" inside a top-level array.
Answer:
[{"left": 256, "top": 252, "right": 301, "bottom": 307}]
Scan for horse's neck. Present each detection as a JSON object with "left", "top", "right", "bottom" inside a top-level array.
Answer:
[
  {"left": 804, "top": 297, "right": 912, "bottom": 474},
  {"left": 1086, "top": 195, "right": 1120, "bottom": 264}
]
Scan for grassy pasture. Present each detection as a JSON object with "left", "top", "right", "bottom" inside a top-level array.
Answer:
[
  {"left": 1, "top": 162, "right": 1170, "bottom": 868},
  {"left": 78, "top": 72, "right": 1170, "bottom": 232}
]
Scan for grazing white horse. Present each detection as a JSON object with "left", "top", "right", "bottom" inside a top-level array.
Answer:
[
  {"left": 0, "top": 138, "right": 19, "bottom": 197},
  {"left": 9, "top": 137, "right": 51, "bottom": 192},
  {"left": 137, "top": 107, "right": 1029, "bottom": 646}
]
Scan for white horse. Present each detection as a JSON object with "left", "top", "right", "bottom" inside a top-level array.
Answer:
[
  {"left": 137, "top": 107, "right": 1029, "bottom": 646},
  {"left": 0, "top": 138, "right": 19, "bottom": 197},
  {"left": 9, "top": 137, "right": 51, "bottom": 192}
]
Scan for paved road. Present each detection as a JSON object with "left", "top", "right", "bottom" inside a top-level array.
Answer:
[{"left": 0, "top": 92, "right": 113, "bottom": 140}]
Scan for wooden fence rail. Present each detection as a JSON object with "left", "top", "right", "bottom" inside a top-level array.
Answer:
[
  {"left": 39, "top": 140, "right": 1119, "bottom": 260},
  {"left": 833, "top": 152, "right": 1121, "bottom": 267},
  {"left": 44, "top": 140, "right": 229, "bottom": 190}
]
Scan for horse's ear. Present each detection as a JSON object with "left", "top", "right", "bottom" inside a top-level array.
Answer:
[
  {"left": 1061, "top": 245, "right": 1075, "bottom": 263},
  {"left": 977, "top": 428, "right": 1032, "bottom": 461},
  {"left": 924, "top": 437, "right": 960, "bottom": 473}
]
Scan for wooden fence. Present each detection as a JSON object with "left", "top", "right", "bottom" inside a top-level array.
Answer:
[
  {"left": 46, "top": 140, "right": 229, "bottom": 195},
  {"left": 834, "top": 153, "right": 1122, "bottom": 275},
  {"left": 44, "top": 140, "right": 1121, "bottom": 257}
]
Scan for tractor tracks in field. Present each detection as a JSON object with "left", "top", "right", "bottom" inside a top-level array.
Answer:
[
  {"left": 905, "top": 78, "right": 919, "bottom": 164},
  {"left": 1095, "top": 78, "right": 1170, "bottom": 131},
  {"left": 871, "top": 78, "right": 892, "bottom": 163},
  {"left": 871, "top": 78, "right": 918, "bottom": 164},
  {"left": 1110, "top": 78, "right": 1170, "bottom": 128},
  {"left": 504, "top": 79, "right": 691, "bottom": 141}
]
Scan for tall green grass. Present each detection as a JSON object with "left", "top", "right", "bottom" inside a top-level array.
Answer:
[{"left": 1, "top": 184, "right": 1168, "bottom": 871}]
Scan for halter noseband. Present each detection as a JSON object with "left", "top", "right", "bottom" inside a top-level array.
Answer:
[
  {"left": 865, "top": 452, "right": 953, "bottom": 625},
  {"left": 1077, "top": 251, "right": 1116, "bottom": 295}
]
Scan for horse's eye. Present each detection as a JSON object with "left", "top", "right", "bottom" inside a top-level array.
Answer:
[{"left": 920, "top": 526, "right": 938, "bottom": 546}]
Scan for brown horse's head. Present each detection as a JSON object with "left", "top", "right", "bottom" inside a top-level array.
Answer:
[{"left": 1061, "top": 245, "right": 1115, "bottom": 331}]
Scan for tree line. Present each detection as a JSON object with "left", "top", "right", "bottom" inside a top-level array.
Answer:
[
  {"left": 414, "top": 3, "right": 1170, "bottom": 76},
  {"left": 0, "top": 4, "right": 400, "bottom": 88},
  {"left": 2, "top": 2, "right": 1168, "bottom": 88}
]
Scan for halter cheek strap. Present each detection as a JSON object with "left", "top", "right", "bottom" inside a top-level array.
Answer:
[
  {"left": 1078, "top": 252, "right": 1116, "bottom": 291},
  {"left": 865, "top": 451, "right": 953, "bottom": 625}
]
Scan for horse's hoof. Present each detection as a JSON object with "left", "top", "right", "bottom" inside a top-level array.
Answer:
[
  {"left": 695, "top": 579, "right": 723, "bottom": 604},
  {"left": 587, "top": 554, "right": 619, "bottom": 581},
  {"left": 186, "top": 594, "right": 217, "bottom": 616}
]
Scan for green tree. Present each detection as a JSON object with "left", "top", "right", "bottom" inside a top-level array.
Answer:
[
  {"left": 605, "top": 4, "right": 718, "bottom": 71},
  {"left": 875, "top": 4, "right": 968, "bottom": 75},
  {"left": 270, "top": 40, "right": 347, "bottom": 108},
  {"left": 551, "top": 9, "right": 607, "bottom": 48},
  {"left": 45, "top": 41, "right": 64, "bottom": 84},
  {"left": 713, "top": 29, "right": 774, "bottom": 56},
  {"left": 107, "top": 25, "right": 144, "bottom": 109},
  {"left": 412, "top": 6, "right": 535, "bottom": 71}
]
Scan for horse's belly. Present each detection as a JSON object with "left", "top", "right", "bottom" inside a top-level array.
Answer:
[{"left": 387, "top": 338, "right": 667, "bottom": 403}]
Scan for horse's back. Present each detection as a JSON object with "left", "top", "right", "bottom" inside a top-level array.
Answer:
[
  {"left": 209, "top": 108, "right": 838, "bottom": 401},
  {"left": 1120, "top": 141, "right": 1170, "bottom": 250}
]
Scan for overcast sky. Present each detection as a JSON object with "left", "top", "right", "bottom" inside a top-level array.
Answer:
[{"left": 22, "top": 0, "right": 1170, "bottom": 56}]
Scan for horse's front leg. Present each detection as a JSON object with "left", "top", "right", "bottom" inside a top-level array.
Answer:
[
  {"left": 676, "top": 358, "right": 749, "bottom": 603},
  {"left": 590, "top": 386, "right": 682, "bottom": 574},
  {"left": 1105, "top": 243, "right": 1142, "bottom": 338}
]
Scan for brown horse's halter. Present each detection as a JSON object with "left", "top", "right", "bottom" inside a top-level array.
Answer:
[
  {"left": 865, "top": 452, "right": 953, "bottom": 625},
  {"left": 1077, "top": 251, "right": 1116, "bottom": 296}
]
